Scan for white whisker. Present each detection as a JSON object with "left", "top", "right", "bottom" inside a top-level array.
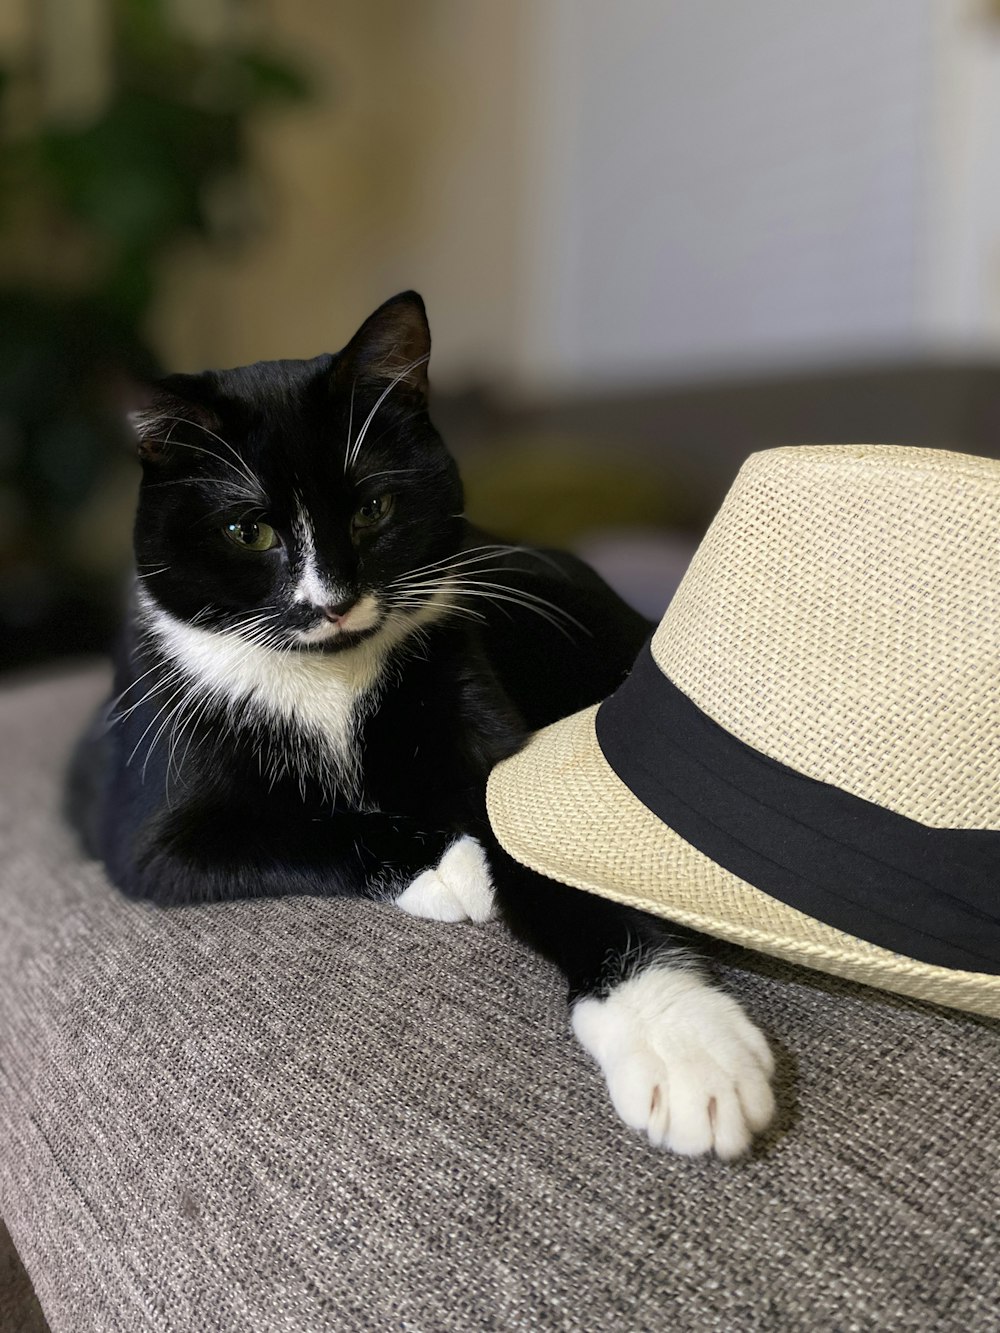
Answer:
[
  {"left": 165, "top": 686, "right": 207, "bottom": 799},
  {"left": 343, "top": 378, "right": 357, "bottom": 476},
  {"left": 152, "top": 416, "right": 264, "bottom": 497},
  {"left": 161, "top": 414, "right": 264, "bottom": 492},
  {"left": 108, "top": 658, "right": 173, "bottom": 714},
  {"left": 389, "top": 565, "right": 588, "bottom": 636},
  {"left": 141, "top": 683, "right": 198, "bottom": 784},
  {"left": 364, "top": 409, "right": 427, "bottom": 455},
  {"left": 390, "top": 564, "right": 550, "bottom": 595},
  {"left": 112, "top": 668, "right": 186, "bottom": 723},
  {"left": 346, "top": 354, "right": 429, "bottom": 473},
  {"left": 126, "top": 689, "right": 180, "bottom": 772},
  {"left": 445, "top": 579, "right": 590, "bottom": 639},
  {"left": 353, "top": 467, "right": 419, "bottom": 487},
  {"left": 386, "top": 593, "right": 487, "bottom": 626},
  {"left": 388, "top": 543, "right": 560, "bottom": 585}
]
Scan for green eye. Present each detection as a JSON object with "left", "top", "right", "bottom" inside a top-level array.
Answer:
[
  {"left": 352, "top": 494, "right": 394, "bottom": 530},
  {"left": 223, "top": 519, "right": 278, "bottom": 551}
]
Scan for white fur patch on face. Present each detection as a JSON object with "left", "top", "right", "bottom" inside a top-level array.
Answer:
[
  {"left": 571, "top": 965, "right": 776, "bottom": 1160},
  {"left": 291, "top": 505, "right": 347, "bottom": 608},
  {"left": 394, "top": 835, "right": 498, "bottom": 923}
]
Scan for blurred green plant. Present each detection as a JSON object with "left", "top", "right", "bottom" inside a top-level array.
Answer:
[
  {"left": 3, "top": 0, "right": 310, "bottom": 320},
  {"left": 0, "top": 0, "right": 313, "bottom": 669}
]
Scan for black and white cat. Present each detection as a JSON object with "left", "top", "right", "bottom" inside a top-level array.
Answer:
[{"left": 70, "top": 292, "right": 775, "bottom": 1159}]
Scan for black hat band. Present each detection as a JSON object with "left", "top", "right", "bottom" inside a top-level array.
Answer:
[{"left": 595, "top": 643, "right": 1000, "bottom": 974}]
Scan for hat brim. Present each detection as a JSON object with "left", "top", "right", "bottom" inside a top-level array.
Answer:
[{"left": 486, "top": 705, "right": 1000, "bottom": 1019}]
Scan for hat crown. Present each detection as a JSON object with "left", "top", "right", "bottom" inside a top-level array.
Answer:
[{"left": 654, "top": 445, "right": 1000, "bottom": 830}]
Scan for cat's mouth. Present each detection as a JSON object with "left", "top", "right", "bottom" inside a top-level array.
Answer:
[
  {"left": 289, "top": 593, "right": 384, "bottom": 652},
  {"left": 294, "top": 623, "right": 382, "bottom": 653}
]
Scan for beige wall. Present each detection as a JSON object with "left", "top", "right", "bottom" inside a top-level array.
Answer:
[
  {"left": 151, "top": 0, "right": 526, "bottom": 385},
  {"left": 13, "top": 1, "right": 1000, "bottom": 391}
]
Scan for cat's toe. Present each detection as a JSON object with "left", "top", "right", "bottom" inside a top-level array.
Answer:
[
  {"left": 394, "top": 835, "right": 497, "bottom": 923},
  {"left": 571, "top": 966, "right": 775, "bottom": 1160}
]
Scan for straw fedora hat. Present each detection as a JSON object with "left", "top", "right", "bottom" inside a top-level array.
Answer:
[{"left": 487, "top": 445, "right": 1000, "bottom": 1018}]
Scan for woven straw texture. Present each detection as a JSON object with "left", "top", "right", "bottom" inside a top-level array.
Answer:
[
  {"left": 655, "top": 445, "right": 1000, "bottom": 829},
  {"left": 487, "top": 705, "right": 1000, "bottom": 1018},
  {"left": 487, "top": 446, "right": 1000, "bottom": 1016},
  {"left": 3, "top": 668, "right": 1000, "bottom": 1333}
]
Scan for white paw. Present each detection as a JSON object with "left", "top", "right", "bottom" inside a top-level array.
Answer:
[
  {"left": 394, "top": 835, "right": 498, "bottom": 924},
  {"left": 571, "top": 966, "right": 776, "bottom": 1160}
]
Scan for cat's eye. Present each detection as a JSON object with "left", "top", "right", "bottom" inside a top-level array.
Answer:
[
  {"left": 223, "top": 519, "right": 279, "bottom": 552},
  {"left": 352, "top": 494, "right": 394, "bottom": 530}
]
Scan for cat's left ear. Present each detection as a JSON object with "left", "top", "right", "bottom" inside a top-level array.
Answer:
[
  {"left": 334, "top": 291, "right": 431, "bottom": 399},
  {"left": 128, "top": 375, "right": 220, "bottom": 466}
]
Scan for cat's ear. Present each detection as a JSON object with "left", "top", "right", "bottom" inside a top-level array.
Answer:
[
  {"left": 334, "top": 291, "right": 431, "bottom": 398},
  {"left": 128, "top": 375, "right": 220, "bottom": 466}
]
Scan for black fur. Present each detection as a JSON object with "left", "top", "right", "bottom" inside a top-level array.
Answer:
[{"left": 68, "top": 292, "right": 697, "bottom": 1003}]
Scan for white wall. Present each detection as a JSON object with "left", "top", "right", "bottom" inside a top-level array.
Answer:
[
  {"left": 511, "top": 0, "right": 940, "bottom": 391},
  {"left": 149, "top": 0, "right": 1000, "bottom": 393},
  {"left": 921, "top": 0, "right": 1000, "bottom": 351}
]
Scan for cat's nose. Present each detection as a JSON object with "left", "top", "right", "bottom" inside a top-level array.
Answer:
[{"left": 322, "top": 596, "right": 358, "bottom": 625}]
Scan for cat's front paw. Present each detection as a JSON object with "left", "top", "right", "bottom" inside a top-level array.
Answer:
[
  {"left": 571, "top": 966, "right": 775, "bottom": 1160},
  {"left": 394, "top": 835, "right": 498, "bottom": 924}
]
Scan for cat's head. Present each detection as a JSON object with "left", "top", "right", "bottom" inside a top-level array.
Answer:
[{"left": 131, "top": 292, "right": 463, "bottom": 655}]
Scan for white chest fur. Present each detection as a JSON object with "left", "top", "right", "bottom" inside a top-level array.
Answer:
[{"left": 140, "top": 594, "right": 386, "bottom": 799}]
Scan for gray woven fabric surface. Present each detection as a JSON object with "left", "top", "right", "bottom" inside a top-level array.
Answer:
[{"left": 1, "top": 667, "right": 998, "bottom": 1333}]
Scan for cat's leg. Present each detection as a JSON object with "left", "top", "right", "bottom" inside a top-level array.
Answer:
[
  {"left": 116, "top": 801, "right": 460, "bottom": 907},
  {"left": 487, "top": 839, "right": 776, "bottom": 1160},
  {"left": 134, "top": 801, "right": 497, "bottom": 920},
  {"left": 393, "top": 835, "right": 498, "bottom": 924}
]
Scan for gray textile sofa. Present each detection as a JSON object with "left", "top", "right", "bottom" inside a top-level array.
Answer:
[{"left": 1, "top": 667, "right": 998, "bottom": 1333}]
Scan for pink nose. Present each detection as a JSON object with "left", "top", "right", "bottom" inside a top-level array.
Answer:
[{"left": 322, "top": 597, "right": 357, "bottom": 625}]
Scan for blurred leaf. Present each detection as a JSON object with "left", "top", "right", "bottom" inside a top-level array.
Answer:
[
  {"left": 40, "top": 94, "right": 242, "bottom": 245},
  {"left": 233, "top": 50, "right": 313, "bottom": 105},
  {"left": 0, "top": 0, "right": 318, "bottom": 666},
  {"left": 1, "top": 0, "right": 315, "bottom": 321}
]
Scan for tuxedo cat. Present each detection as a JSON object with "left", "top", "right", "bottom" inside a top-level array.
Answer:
[{"left": 70, "top": 292, "right": 775, "bottom": 1159}]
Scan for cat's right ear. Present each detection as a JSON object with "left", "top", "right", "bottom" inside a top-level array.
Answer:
[
  {"left": 128, "top": 376, "right": 219, "bottom": 466},
  {"left": 333, "top": 291, "right": 432, "bottom": 399}
]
